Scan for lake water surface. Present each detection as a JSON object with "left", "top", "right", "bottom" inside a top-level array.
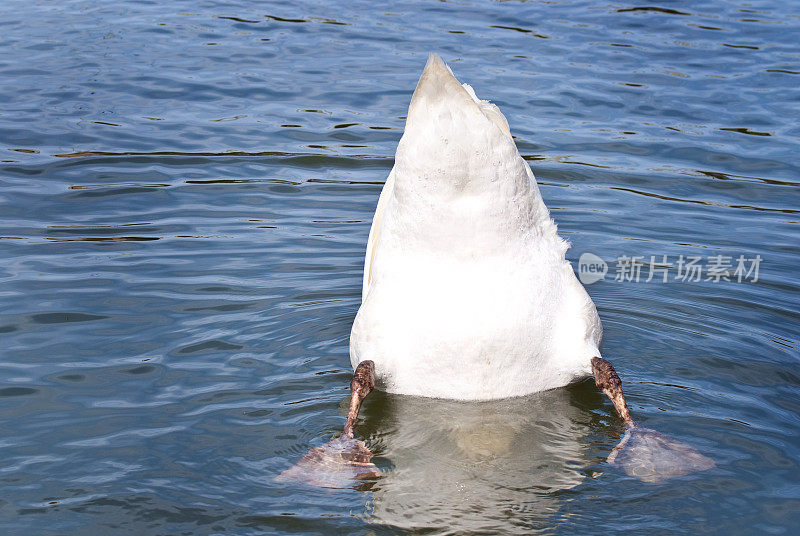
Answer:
[{"left": 1, "top": 1, "right": 799, "bottom": 534}]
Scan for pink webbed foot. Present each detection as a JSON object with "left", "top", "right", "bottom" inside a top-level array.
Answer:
[
  {"left": 278, "top": 361, "right": 378, "bottom": 488},
  {"left": 592, "top": 357, "right": 715, "bottom": 483},
  {"left": 277, "top": 435, "right": 379, "bottom": 488},
  {"left": 608, "top": 425, "right": 715, "bottom": 483}
]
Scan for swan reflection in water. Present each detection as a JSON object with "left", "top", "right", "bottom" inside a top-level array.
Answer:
[{"left": 354, "top": 383, "right": 605, "bottom": 532}]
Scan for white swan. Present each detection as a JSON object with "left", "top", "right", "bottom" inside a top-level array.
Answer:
[
  {"left": 282, "top": 54, "right": 714, "bottom": 487},
  {"left": 350, "top": 53, "right": 601, "bottom": 400}
]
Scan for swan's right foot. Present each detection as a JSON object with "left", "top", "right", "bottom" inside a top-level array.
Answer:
[
  {"left": 591, "top": 357, "right": 714, "bottom": 482},
  {"left": 608, "top": 424, "right": 715, "bottom": 483}
]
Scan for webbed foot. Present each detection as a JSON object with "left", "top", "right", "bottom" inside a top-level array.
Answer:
[
  {"left": 277, "top": 435, "right": 379, "bottom": 488},
  {"left": 609, "top": 425, "right": 715, "bottom": 483},
  {"left": 591, "top": 357, "right": 715, "bottom": 482},
  {"left": 278, "top": 360, "right": 378, "bottom": 488}
]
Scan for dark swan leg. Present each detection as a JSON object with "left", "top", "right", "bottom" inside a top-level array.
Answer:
[
  {"left": 591, "top": 357, "right": 632, "bottom": 424},
  {"left": 591, "top": 356, "right": 714, "bottom": 482},
  {"left": 343, "top": 360, "right": 375, "bottom": 438},
  {"left": 277, "top": 361, "right": 379, "bottom": 487}
]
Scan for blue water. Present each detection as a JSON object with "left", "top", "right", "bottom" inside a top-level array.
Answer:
[{"left": 1, "top": 0, "right": 799, "bottom": 534}]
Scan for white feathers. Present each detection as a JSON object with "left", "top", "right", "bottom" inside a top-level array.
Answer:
[{"left": 350, "top": 53, "right": 601, "bottom": 400}]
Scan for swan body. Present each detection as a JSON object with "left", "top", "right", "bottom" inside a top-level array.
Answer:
[
  {"left": 283, "top": 55, "right": 713, "bottom": 489},
  {"left": 350, "top": 54, "right": 602, "bottom": 400}
]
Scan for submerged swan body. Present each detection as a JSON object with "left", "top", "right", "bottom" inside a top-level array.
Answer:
[
  {"left": 282, "top": 54, "right": 714, "bottom": 487},
  {"left": 350, "top": 53, "right": 600, "bottom": 399}
]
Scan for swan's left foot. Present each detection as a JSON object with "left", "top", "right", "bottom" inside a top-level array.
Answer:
[
  {"left": 277, "top": 361, "right": 378, "bottom": 488},
  {"left": 276, "top": 435, "right": 378, "bottom": 488},
  {"left": 591, "top": 357, "right": 714, "bottom": 483}
]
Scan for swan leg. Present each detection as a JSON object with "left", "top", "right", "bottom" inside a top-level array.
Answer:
[
  {"left": 591, "top": 356, "right": 714, "bottom": 482},
  {"left": 343, "top": 360, "right": 375, "bottom": 437},
  {"left": 277, "top": 360, "right": 378, "bottom": 488},
  {"left": 591, "top": 356, "right": 632, "bottom": 424}
]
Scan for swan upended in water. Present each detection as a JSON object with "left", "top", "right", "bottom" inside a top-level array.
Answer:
[
  {"left": 282, "top": 53, "right": 714, "bottom": 486},
  {"left": 350, "top": 53, "right": 599, "bottom": 399}
]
